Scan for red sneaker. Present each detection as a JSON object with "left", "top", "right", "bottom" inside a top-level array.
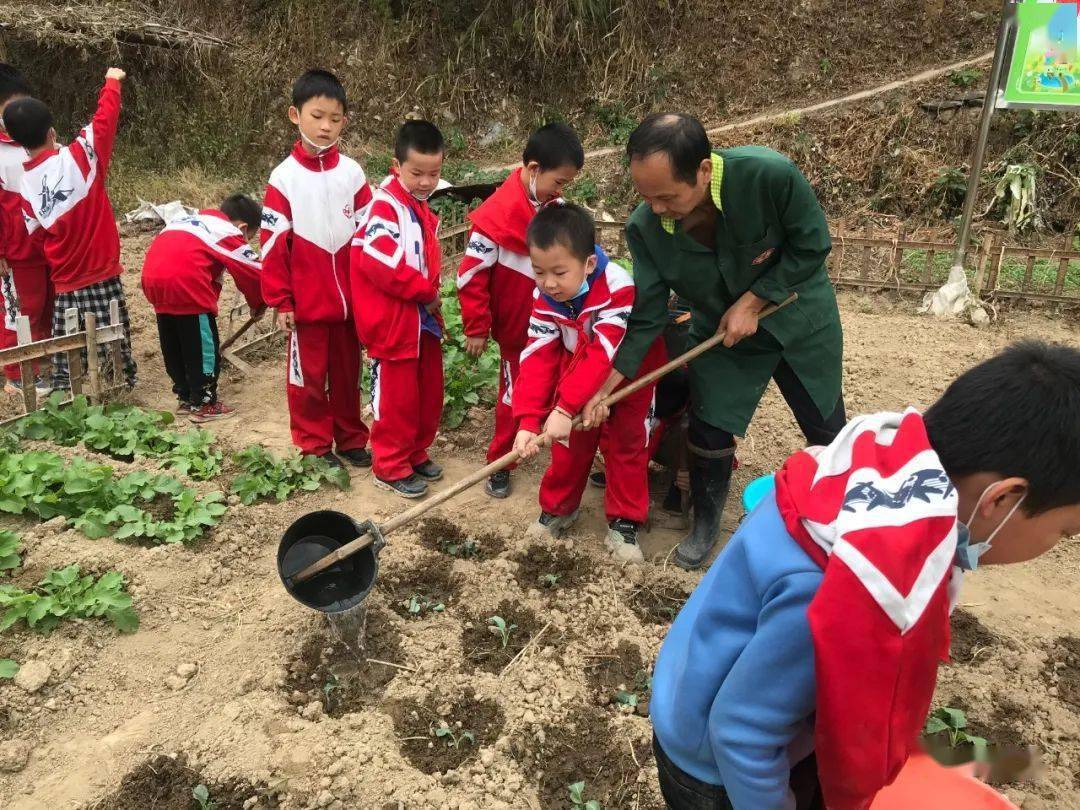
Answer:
[{"left": 189, "top": 402, "right": 236, "bottom": 423}]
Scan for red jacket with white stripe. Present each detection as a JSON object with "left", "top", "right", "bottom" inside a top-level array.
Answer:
[
  {"left": 18, "top": 77, "right": 122, "bottom": 294},
  {"left": 140, "top": 209, "right": 263, "bottom": 316},
  {"left": 351, "top": 175, "right": 442, "bottom": 361},
  {"left": 514, "top": 248, "right": 648, "bottom": 434},
  {"left": 0, "top": 133, "right": 45, "bottom": 270},
  {"left": 260, "top": 141, "right": 372, "bottom": 324},
  {"left": 455, "top": 168, "right": 541, "bottom": 354}
]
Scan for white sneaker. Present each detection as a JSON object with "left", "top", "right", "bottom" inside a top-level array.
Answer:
[
  {"left": 605, "top": 519, "right": 645, "bottom": 564},
  {"left": 525, "top": 510, "right": 579, "bottom": 540}
]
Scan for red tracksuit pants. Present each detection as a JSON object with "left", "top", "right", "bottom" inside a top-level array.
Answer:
[
  {"left": 3, "top": 264, "right": 53, "bottom": 381},
  {"left": 539, "top": 379, "right": 657, "bottom": 524},
  {"left": 370, "top": 331, "right": 443, "bottom": 481},
  {"left": 286, "top": 321, "right": 369, "bottom": 456},
  {"left": 487, "top": 345, "right": 521, "bottom": 466}
]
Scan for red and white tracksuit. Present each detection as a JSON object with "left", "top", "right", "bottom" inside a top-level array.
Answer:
[
  {"left": 456, "top": 168, "right": 546, "bottom": 466},
  {"left": 141, "top": 209, "right": 262, "bottom": 315},
  {"left": 352, "top": 175, "right": 444, "bottom": 481},
  {"left": 0, "top": 133, "right": 50, "bottom": 381},
  {"left": 513, "top": 251, "right": 665, "bottom": 523},
  {"left": 261, "top": 142, "right": 373, "bottom": 456},
  {"left": 18, "top": 78, "right": 123, "bottom": 295}
]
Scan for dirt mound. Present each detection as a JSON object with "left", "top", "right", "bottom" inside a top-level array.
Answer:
[
  {"left": 389, "top": 688, "right": 505, "bottom": 775},
  {"left": 92, "top": 753, "right": 277, "bottom": 810}
]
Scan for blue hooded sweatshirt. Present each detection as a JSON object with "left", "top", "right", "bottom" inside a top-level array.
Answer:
[{"left": 650, "top": 492, "right": 823, "bottom": 810}]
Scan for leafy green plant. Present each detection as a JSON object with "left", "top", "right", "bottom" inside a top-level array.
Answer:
[
  {"left": 322, "top": 673, "right": 339, "bottom": 702},
  {"left": 487, "top": 615, "right": 517, "bottom": 649},
  {"left": 230, "top": 446, "right": 350, "bottom": 505},
  {"left": 925, "top": 707, "right": 988, "bottom": 760},
  {"left": 0, "top": 530, "right": 20, "bottom": 574},
  {"left": 192, "top": 784, "right": 216, "bottom": 810},
  {"left": 539, "top": 573, "right": 561, "bottom": 588},
  {"left": 615, "top": 669, "right": 653, "bottom": 708},
  {"left": 593, "top": 103, "right": 636, "bottom": 145},
  {"left": 566, "top": 172, "right": 600, "bottom": 206},
  {"left": 434, "top": 723, "right": 476, "bottom": 749},
  {"left": 931, "top": 167, "right": 968, "bottom": 212},
  {"left": 441, "top": 282, "right": 500, "bottom": 429},
  {"left": 403, "top": 593, "right": 445, "bottom": 616},
  {"left": 948, "top": 67, "right": 982, "bottom": 89},
  {"left": 0, "top": 658, "right": 17, "bottom": 678},
  {"left": 568, "top": 780, "right": 601, "bottom": 810},
  {"left": 440, "top": 537, "right": 481, "bottom": 558},
  {"left": 0, "top": 565, "right": 138, "bottom": 634}
]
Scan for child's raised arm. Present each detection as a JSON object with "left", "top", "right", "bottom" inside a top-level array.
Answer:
[{"left": 80, "top": 68, "right": 125, "bottom": 178}]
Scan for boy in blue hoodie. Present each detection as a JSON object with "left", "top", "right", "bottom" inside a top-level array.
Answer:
[{"left": 649, "top": 341, "right": 1080, "bottom": 810}]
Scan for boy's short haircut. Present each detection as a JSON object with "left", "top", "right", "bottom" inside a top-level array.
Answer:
[
  {"left": 2, "top": 97, "right": 52, "bottom": 150},
  {"left": 0, "top": 63, "right": 31, "bottom": 106},
  {"left": 526, "top": 202, "right": 595, "bottom": 262},
  {"left": 394, "top": 120, "right": 444, "bottom": 162},
  {"left": 291, "top": 69, "right": 347, "bottom": 112},
  {"left": 626, "top": 113, "right": 711, "bottom": 186},
  {"left": 522, "top": 122, "right": 585, "bottom": 171},
  {"left": 924, "top": 340, "right": 1080, "bottom": 514},
  {"left": 220, "top": 193, "right": 262, "bottom": 233}
]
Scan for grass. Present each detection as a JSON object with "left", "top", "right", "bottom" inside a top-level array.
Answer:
[
  {"left": 107, "top": 160, "right": 265, "bottom": 215},
  {"left": 900, "top": 248, "right": 1080, "bottom": 294}
]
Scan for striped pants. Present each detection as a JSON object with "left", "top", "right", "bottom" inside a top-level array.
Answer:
[{"left": 157, "top": 313, "right": 219, "bottom": 406}]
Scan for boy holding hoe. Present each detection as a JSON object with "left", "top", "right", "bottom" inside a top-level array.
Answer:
[{"left": 648, "top": 341, "right": 1080, "bottom": 809}]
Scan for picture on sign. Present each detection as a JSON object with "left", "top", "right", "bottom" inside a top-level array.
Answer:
[{"left": 1002, "top": 0, "right": 1079, "bottom": 107}]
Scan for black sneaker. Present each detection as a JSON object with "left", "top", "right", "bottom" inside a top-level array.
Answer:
[
  {"left": 339, "top": 447, "right": 373, "bottom": 468},
  {"left": 589, "top": 471, "right": 607, "bottom": 489},
  {"left": 375, "top": 473, "right": 428, "bottom": 499},
  {"left": 605, "top": 518, "right": 644, "bottom": 563},
  {"left": 412, "top": 460, "right": 443, "bottom": 481},
  {"left": 485, "top": 470, "right": 511, "bottom": 499},
  {"left": 320, "top": 452, "right": 344, "bottom": 469}
]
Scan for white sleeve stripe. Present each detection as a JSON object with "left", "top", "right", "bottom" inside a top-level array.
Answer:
[
  {"left": 457, "top": 264, "right": 487, "bottom": 289},
  {"left": 596, "top": 331, "right": 617, "bottom": 361},
  {"left": 498, "top": 247, "right": 534, "bottom": 278},
  {"left": 262, "top": 230, "right": 285, "bottom": 257},
  {"left": 520, "top": 335, "right": 558, "bottom": 363},
  {"left": 362, "top": 238, "right": 404, "bottom": 269}
]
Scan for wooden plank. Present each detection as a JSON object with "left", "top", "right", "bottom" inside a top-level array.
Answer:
[
  {"left": 0, "top": 323, "right": 124, "bottom": 366},
  {"left": 924, "top": 249, "right": 936, "bottom": 284},
  {"left": 84, "top": 313, "right": 102, "bottom": 402},
  {"left": 860, "top": 224, "right": 873, "bottom": 285},
  {"left": 108, "top": 300, "right": 123, "bottom": 386},
  {"left": 1055, "top": 230, "right": 1072, "bottom": 297},
  {"left": 999, "top": 245, "right": 1080, "bottom": 261},
  {"left": 987, "top": 242, "right": 1004, "bottom": 291},
  {"left": 64, "top": 308, "right": 85, "bottom": 396},
  {"left": 973, "top": 232, "right": 993, "bottom": 295},
  {"left": 15, "top": 316, "right": 35, "bottom": 413},
  {"left": 221, "top": 349, "right": 255, "bottom": 375},
  {"left": 1022, "top": 255, "right": 1036, "bottom": 292},
  {"left": 890, "top": 223, "right": 907, "bottom": 280}
]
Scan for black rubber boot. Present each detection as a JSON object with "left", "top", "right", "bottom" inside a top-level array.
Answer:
[{"left": 673, "top": 453, "right": 734, "bottom": 570}]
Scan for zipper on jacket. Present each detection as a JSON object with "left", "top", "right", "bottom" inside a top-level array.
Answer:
[{"left": 319, "top": 152, "right": 349, "bottom": 321}]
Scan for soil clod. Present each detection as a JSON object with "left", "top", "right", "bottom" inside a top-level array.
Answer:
[
  {"left": 389, "top": 688, "right": 504, "bottom": 775},
  {"left": 950, "top": 608, "right": 1001, "bottom": 665},
  {"left": 1043, "top": 635, "right": 1080, "bottom": 710}
]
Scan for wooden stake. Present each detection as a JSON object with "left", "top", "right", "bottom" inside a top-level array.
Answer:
[
  {"left": 64, "top": 308, "right": 84, "bottom": 396},
  {"left": 15, "top": 316, "right": 35, "bottom": 413},
  {"left": 84, "top": 313, "right": 102, "bottom": 403},
  {"left": 108, "top": 299, "right": 123, "bottom": 386}
]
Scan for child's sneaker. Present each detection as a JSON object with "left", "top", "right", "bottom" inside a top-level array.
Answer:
[
  {"left": 339, "top": 448, "right": 372, "bottom": 468},
  {"left": 175, "top": 400, "right": 194, "bottom": 416},
  {"left": 320, "top": 452, "right": 344, "bottom": 469},
  {"left": 189, "top": 402, "right": 236, "bottom": 423},
  {"left": 412, "top": 460, "right": 443, "bottom": 481},
  {"left": 375, "top": 473, "right": 428, "bottom": 499},
  {"left": 589, "top": 471, "right": 607, "bottom": 489},
  {"left": 525, "top": 509, "right": 579, "bottom": 540},
  {"left": 485, "top": 470, "right": 511, "bottom": 499},
  {"left": 605, "top": 518, "right": 644, "bottom": 564}
]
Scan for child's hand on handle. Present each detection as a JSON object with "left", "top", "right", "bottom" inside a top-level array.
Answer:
[
  {"left": 465, "top": 336, "right": 488, "bottom": 358},
  {"left": 543, "top": 409, "right": 574, "bottom": 445},
  {"left": 275, "top": 310, "right": 295, "bottom": 332},
  {"left": 581, "top": 369, "right": 625, "bottom": 429},
  {"left": 513, "top": 429, "right": 542, "bottom": 459},
  {"left": 105, "top": 68, "right": 127, "bottom": 82},
  {"left": 424, "top": 295, "right": 442, "bottom": 315}
]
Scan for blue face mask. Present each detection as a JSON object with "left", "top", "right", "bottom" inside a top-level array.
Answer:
[
  {"left": 573, "top": 278, "right": 590, "bottom": 300},
  {"left": 953, "top": 483, "right": 1026, "bottom": 571}
]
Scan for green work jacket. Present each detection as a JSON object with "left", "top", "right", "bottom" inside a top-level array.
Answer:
[{"left": 614, "top": 146, "right": 843, "bottom": 434}]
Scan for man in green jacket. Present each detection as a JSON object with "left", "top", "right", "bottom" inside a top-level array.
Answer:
[{"left": 584, "top": 113, "right": 845, "bottom": 569}]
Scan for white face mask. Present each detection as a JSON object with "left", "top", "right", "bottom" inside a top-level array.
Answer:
[
  {"left": 299, "top": 128, "right": 337, "bottom": 155},
  {"left": 954, "top": 482, "right": 1027, "bottom": 570},
  {"left": 410, "top": 188, "right": 433, "bottom": 202},
  {"left": 527, "top": 169, "right": 542, "bottom": 209}
]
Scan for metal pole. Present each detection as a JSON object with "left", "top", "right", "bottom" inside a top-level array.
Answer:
[{"left": 952, "top": 0, "right": 1015, "bottom": 272}]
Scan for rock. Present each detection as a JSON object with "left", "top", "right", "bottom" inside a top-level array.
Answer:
[
  {"left": 14, "top": 661, "right": 51, "bottom": 694},
  {"left": 176, "top": 663, "right": 198, "bottom": 678},
  {"left": 301, "top": 701, "right": 324, "bottom": 721},
  {"left": 478, "top": 122, "right": 508, "bottom": 148},
  {"left": 166, "top": 675, "right": 189, "bottom": 691},
  {"left": 50, "top": 647, "right": 76, "bottom": 681},
  {"left": 479, "top": 748, "right": 495, "bottom": 767},
  {"left": 0, "top": 739, "right": 31, "bottom": 772},
  {"left": 317, "top": 790, "right": 335, "bottom": 807}
]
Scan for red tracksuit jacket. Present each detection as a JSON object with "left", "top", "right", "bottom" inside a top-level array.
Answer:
[
  {"left": 513, "top": 249, "right": 636, "bottom": 433},
  {"left": 455, "top": 168, "right": 540, "bottom": 354},
  {"left": 0, "top": 134, "right": 45, "bottom": 271},
  {"left": 351, "top": 175, "right": 443, "bottom": 360},
  {"left": 141, "top": 209, "right": 263, "bottom": 316},
  {"left": 18, "top": 77, "right": 122, "bottom": 294},
  {"left": 260, "top": 142, "right": 372, "bottom": 324}
]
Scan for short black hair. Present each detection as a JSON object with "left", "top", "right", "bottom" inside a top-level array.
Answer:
[
  {"left": 394, "top": 120, "right": 444, "bottom": 162},
  {"left": 526, "top": 202, "right": 595, "bottom": 262},
  {"left": 2, "top": 97, "right": 52, "bottom": 150},
  {"left": 626, "top": 113, "right": 711, "bottom": 185},
  {"left": 220, "top": 193, "right": 262, "bottom": 233},
  {"left": 0, "top": 63, "right": 31, "bottom": 106},
  {"left": 291, "top": 69, "right": 347, "bottom": 112},
  {"left": 924, "top": 341, "right": 1080, "bottom": 515},
  {"left": 522, "top": 122, "right": 585, "bottom": 171}
]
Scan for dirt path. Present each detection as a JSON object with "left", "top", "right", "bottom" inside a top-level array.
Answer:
[{"left": 0, "top": 245, "right": 1078, "bottom": 809}]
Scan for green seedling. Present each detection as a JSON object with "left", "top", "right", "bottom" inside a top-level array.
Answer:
[
  {"left": 487, "top": 615, "right": 517, "bottom": 649},
  {"left": 614, "top": 690, "right": 638, "bottom": 708},
  {"left": 230, "top": 446, "right": 349, "bottom": 505},
  {"left": 0, "top": 658, "right": 18, "bottom": 678},
  {"left": 539, "top": 573, "right": 560, "bottom": 588},
  {"left": 568, "top": 780, "right": 601, "bottom": 810},
  {"left": 434, "top": 723, "right": 476, "bottom": 749},
  {"left": 615, "top": 668, "right": 653, "bottom": 708},
  {"left": 440, "top": 537, "right": 480, "bottom": 558},
  {"left": 403, "top": 594, "right": 445, "bottom": 616},
  {"left": 322, "top": 673, "right": 339, "bottom": 701},
  {"left": 925, "top": 707, "right": 988, "bottom": 760},
  {"left": 192, "top": 784, "right": 216, "bottom": 810}
]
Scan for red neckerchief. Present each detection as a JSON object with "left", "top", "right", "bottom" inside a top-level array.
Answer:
[
  {"left": 467, "top": 167, "right": 537, "bottom": 254},
  {"left": 773, "top": 409, "right": 959, "bottom": 810}
]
